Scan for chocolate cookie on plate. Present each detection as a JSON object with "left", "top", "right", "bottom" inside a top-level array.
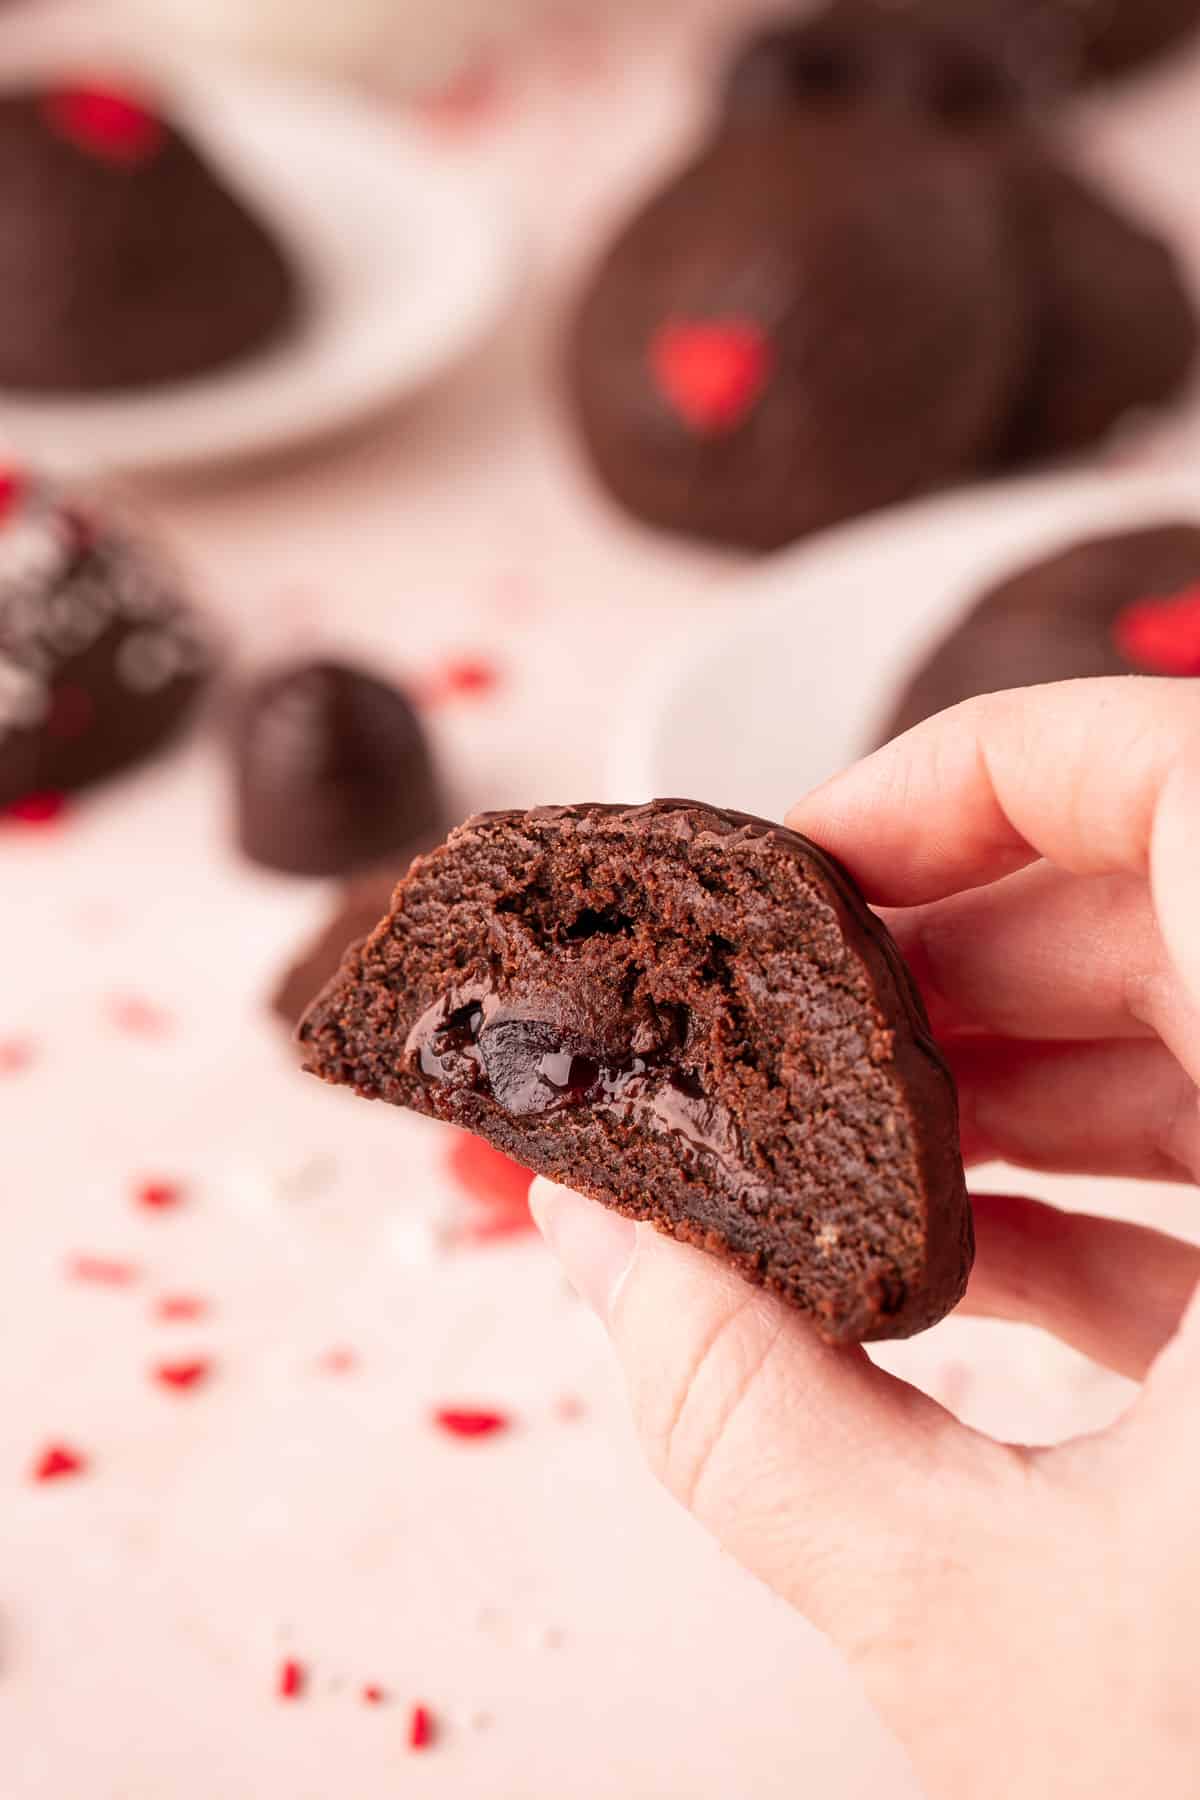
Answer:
[
  {"left": 0, "top": 80, "right": 298, "bottom": 392},
  {"left": 878, "top": 522, "right": 1200, "bottom": 743},
  {"left": 300, "top": 800, "right": 972, "bottom": 1344}
]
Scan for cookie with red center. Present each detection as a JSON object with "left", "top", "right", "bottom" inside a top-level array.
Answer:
[
  {"left": 650, "top": 320, "right": 773, "bottom": 436},
  {"left": 878, "top": 522, "right": 1200, "bottom": 744},
  {"left": 570, "top": 115, "right": 1028, "bottom": 550},
  {"left": 0, "top": 84, "right": 297, "bottom": 391},
  {"left": 0, "top": 469, "right": 215, "bottom": 809}
]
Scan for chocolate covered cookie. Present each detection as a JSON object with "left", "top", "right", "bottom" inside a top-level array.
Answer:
[
  {"left": 300, "top": 801, "right": 972, "bottom": 1344},
  {"left": 1002, "top": 158, "right": 1197, "bottom": 460},
  {"left": 0, "top": 469, "right": 214, "bottom": 807},
  {"left": 0, "top": 81, "right": 297, "bottom": 392},
  {"left": 569, "top": 117, "right": 1028, "bottom": 551},
  {"left": 234, "top": 660, "right": 442, "bottom": 879},
  {"left": 878, "top": 522, "right": 1200, "bottom": 742}
]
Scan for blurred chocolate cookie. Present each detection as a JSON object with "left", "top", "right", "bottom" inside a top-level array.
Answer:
[
  {"left": 0, "top": 469, "right": 214, "bottom": 807},
  {"left": 0, "top": 81, "right": 298, "bottom": 391},
  {"left": 878, "top": 522, "right": 1200, "bottom": 743},
  {"left": 568, "top": 116, "right": 1029, "bottom": 551},
  {"left": 273, "top": 862, "right": 408, "bottom": 1031}
]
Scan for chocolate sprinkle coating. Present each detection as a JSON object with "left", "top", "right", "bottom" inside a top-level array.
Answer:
[
  {"left": 0, "top": 477, "right": 214, "bottom": 805},
  {"left": 300, "top": 800, "right": 973, "bottom": 1344}
]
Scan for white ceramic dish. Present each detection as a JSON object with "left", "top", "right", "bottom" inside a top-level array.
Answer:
[
  {"left": 0, "top": 70, "right": 518, "bottom": 473},
  {"left": 608, "top": 466, "right": 1200, "bottom": 819}
]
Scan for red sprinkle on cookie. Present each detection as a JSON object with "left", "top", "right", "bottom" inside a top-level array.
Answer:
[
  {"left": 1114, "top": 583, "right": 1200, "bottom": 676},
  {"left": 650, "top": 319, "right": 773, "bottom": 435}
]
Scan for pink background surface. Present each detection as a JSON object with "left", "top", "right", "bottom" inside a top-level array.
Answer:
[{"left": 3, "top": 3, "right": 1200, "bottom": 1794}]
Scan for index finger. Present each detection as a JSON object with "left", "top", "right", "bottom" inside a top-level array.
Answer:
[{"left": 787, "top": 678, "right": 1200, "bottom": 905}]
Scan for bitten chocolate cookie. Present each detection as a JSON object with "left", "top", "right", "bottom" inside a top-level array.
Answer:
[
  {"left": 300, "top": 801, "right": 972, "bottom": 1344},
  {"left": 568, "top": 117, "right": 1028, "bottom": 551},
  {"left": 234, "top": 660, "right": 442, "bottom": 879},
  {"left": 722, "top": 1, "right": 1034, "bottom": 131},
  {"left": 273, "top": 862, "right": 408, "bottom": 1031},
  {"left": 878, "top": 522, "right": 1200, "bottom": 743},
  {"left": 1002, "top": 158, "right": 1197, "bottom": 460},
  {"left": 0, "top": 469, "right": 214, "bottom": 808},
  {"left": 0, "top": 81, "right": 297, "bottom": 392}
]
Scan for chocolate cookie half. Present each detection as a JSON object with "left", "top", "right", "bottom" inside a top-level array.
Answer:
[
  {"left": 300, "top": 801, "right": 972, "bottom": 1343},
  {"left": 878, "top": 522, "right": 1200, "bottom": 742}
]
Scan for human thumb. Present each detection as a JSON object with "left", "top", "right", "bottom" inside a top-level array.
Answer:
[{"left": 529, "top": 1177, "right": 1006, "bottom": 1650}]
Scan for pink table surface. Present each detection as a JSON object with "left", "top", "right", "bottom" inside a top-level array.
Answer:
[{"left": 3, "top": 5, "right": 1200, "bottom": 1796}]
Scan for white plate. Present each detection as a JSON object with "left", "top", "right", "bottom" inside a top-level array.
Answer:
[
  {"left": 0, "top": 69, "right": 518, "bottom": 472},
  {"left": 609, "top": 466, "right": 1200, "bottom": 819}
]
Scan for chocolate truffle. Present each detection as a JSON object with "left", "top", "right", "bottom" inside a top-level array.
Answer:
[
  {"left": 0, "top": 470, "right": 214, "bottom": 807},
  {"left": 234, "top": 660, "right": 442, "bottom": 879},
  {"left": 877, "top": 522, "right": 1200, "bottom": 743},
  {"left": 568, "top": 117, "right": 1029, "bottom": 551},
  {"left": 722, "top": 2, "right": 1034, "bottom": 131},
  {"left": 273, "top": 861, "right": 409, "bottom": 1031},
  {"left": 0, "top": 81, "right": 297, "bottom": 392},
  {"left": 300, "top": 800, "right": 972, "bottom": 1344},
  {"left": 1001, "top": 158, "right": 1197, "bottom": 461}
]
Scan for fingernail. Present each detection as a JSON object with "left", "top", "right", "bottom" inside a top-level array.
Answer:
[{"left": 529, "top": 1179, "right": 637, "bottom": 1324}]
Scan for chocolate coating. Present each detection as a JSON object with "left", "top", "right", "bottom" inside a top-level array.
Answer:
[
  {"left": 877, "top": 522, "right": 1200, "bottom": 742},
  {"left": 234, "top": 660, "right": 442, "bottom": 879},
  {"left": 0, "top": 474, "right": 214, "bottom": 806},
  {"left": 0, "top": 84, "right": 298, "bottom": 392},
  {"left": 300, "top": 800, "right": 973, "bottom": 1344},
  {"left": 569, "top": 116, "right": 1029, "bottom": 551}
]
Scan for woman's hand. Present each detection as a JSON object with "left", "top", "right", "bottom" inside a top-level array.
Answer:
[{"left": 532, "top": 678, "right": 1200, "bottom": 1799}]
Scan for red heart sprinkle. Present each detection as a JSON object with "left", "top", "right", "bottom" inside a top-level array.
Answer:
[
  {"left": 3, "top": 792, "right": 68, "bottom": 827},
  {"left": 33, "top": 1442, "right": 88, "bottom": 1483},
  {"left": 408, "top": 1703, "right": 436, "bottom": 1751},
  {"left": 0, "top": 468, "right": 26, "bottom": 523},
  {"left": 135, "top": 1178, "right": 185, "bottom": 1212},
  {"left": 67, "top": 1254, "right": 139, "bottom": 1287},
  {"left": 109, "top": 995, "right": 173, "bottom": 1037},
  {"left": 433, "top": 1406, "right": 511, "bottom": 1441},
  {"left": 447, "top": 1134, "right": 534, "bottom": 1241},
  {"left": 650, "top": 319, "right": 774, "bottom": 435},
  {"left": 1113, "top": 583, "right": 1200, "bottom": 676},
  {"left": 43, "top": 84, "right": 165, "bottom": 165},
  {"left": 362, "top": 1685, "right": 386, "bottom": 1706},
  {"left": 153, "top": 1358, "right": 211, "bottom": 1392},
  {"left": 317, "top": 1346, "right": 359, "bottom": 1375},
  {"left": 154, "top": 1294, "right": 208, "bottom": 1323},
  {"left": 0, "top": 1038, "right": 35, "bottom": 1075},
  {"left": 277, "top": 1659, "right": 306, "bottom": 1701}
]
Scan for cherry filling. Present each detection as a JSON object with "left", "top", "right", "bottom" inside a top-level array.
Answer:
[{"left": 415, "top": 998, "right": 717, "bottom": 1136}]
